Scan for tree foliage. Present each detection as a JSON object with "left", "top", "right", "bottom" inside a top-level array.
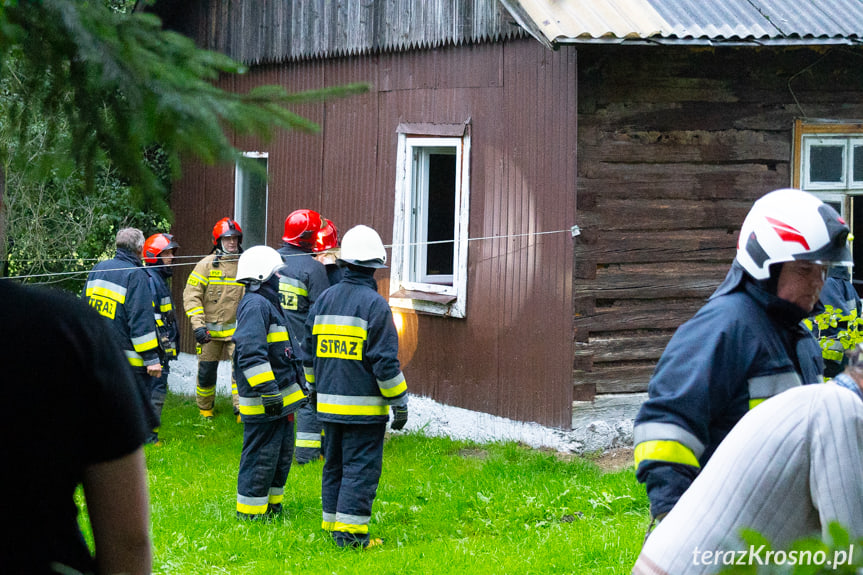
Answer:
[{"left": 0, "top": 0, "right": 367, "bottom": 286}]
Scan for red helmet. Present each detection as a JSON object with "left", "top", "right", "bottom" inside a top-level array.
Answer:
[
  {"left": 313, "top": 219, "right": 339, "bottom": 253},
  {"left": 143, "top": 233, "right": 180, "bottom": 264},
  {"left": 282, "top": 209, "right": 325, "bottom": 250},
  {"left": 212, "top": 217, "right": 243, "bottom": 246}
]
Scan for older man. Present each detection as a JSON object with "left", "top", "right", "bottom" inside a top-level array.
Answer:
[
  {"left": 633, "top": 189, "right": 853, "bottom": 523},
  {"left": 83, "top": 227, "right": 162, "bottom": 411}
]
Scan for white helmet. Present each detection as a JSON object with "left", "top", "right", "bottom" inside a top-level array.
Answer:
[
  {"left": 236, "top": 245, "right": 284, "bottom": 283},
  {"left": 737, "top": 188, "right": 852, "bottom": 280},
  {"left": 338, "top": 225, "right": 387, "bottom": 268}
]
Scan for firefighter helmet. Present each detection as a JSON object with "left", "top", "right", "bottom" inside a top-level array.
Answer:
[
  {"left": 236, "top": 245, "right": 284, "bottom": 284},
  {"left": 143, "top": 233, "right": 180, "bottom": 264},
  {"left": 338, "top": 225, "right": 387, "bottom": 268},
  {"left": 282, "top": 209, "right": 325, "bottom": 250},
  {"left": 737, "top": 188, "right": 852, "bottom": 280},
  {"left": 313, "top": 219, "right": 339, "bottom": 253},
  {"left": 212, "top": 217, "right": 243, "bottom": 246}
]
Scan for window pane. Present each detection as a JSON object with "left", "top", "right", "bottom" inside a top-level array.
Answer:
[
  {"left": 425, "top": 153, "right": 456, "bottom": 277},
  {"left": 236, "top": 157, "right": 268, "bottom": 247},
  {"left": 854, "top": 145, "right": 863, "bottom": 183},
  {"left": 809, "top": 145, "right": 844, "bottom": 183}
]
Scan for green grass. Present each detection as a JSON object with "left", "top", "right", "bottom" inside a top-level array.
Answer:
[{"left": 83, "top": 393, "right": 649, "bottom": 574}]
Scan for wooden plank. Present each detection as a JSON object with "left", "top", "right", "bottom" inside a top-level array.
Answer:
[
  {"left": 576, "top": 162, "right": 789, "bottom": 199},
  {"left": 587, "top": 332, "right": 675, "bottom": 363},
  {"left": 577, "top": 129, "right": 790, "bottom": 164},
  {"left": 577, "top": 199, "right": 751, "bottom": 231},
  {"left": 574, "top": 364, "right": 655, "bottom": 394},
  {"left": 574, "top": 298, "right": 702, "bottom": 334},
  {"left": 576, "top": 229, "right": 736, "bottom": 264},
  {"left": 572, "top": 261, "right": 728, "bottom": 299}
]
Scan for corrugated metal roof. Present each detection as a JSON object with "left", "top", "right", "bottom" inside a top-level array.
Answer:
[
  {"left": 498, "top": 0, "right": 863, "bottom": 47},
  {"left": 144, "top": 0, "right": 526, "bottom": 65}
]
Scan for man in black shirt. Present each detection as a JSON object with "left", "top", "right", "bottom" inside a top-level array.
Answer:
[{"left": 0, "top": 280, "right": 154, "bottom": 574}]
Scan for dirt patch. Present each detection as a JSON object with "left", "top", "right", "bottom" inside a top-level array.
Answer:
[
  {"left": 590, "top": 447, "right": 634, "bottom": 473},
  {"left": 456, "top": 447, "right": 490, "bottom": 460}
]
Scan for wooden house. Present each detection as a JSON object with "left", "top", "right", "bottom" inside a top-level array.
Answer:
[{"left": 150, "top": 0, "right": 863, "bottom": 436}]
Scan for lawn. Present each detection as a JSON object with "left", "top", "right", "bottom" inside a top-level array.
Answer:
[{"left": 82, "top": 393, "right": 649, "bottom": 574}]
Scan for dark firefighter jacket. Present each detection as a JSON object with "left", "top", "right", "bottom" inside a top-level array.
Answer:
[
  {"left": 276, "top": 243, "right": 330, "bottom": 356},
  {"left": 233, "top": 281, "right": 306, "bottom": 423},
  {"left": 302, "top": 268, "right": 407, "bottom": 424},
  {"left": 633, "top": 261, "right": 824, "bottom": 517},
  {"left": 145, "top": 266, "right": 179, "bottom": 360},
  {"left": 82, "top": 249, "right": 160, "bottom": 370}
]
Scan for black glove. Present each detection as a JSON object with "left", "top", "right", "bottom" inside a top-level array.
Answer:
[
  {"left": 194, "top": 327, "right": 212, "bottom": 344},
  {"left": 390, "top": 404, "right": 408, "bottom": 431},
  {"left": 262, "top": 393, "right": 283, "bottom": 417}
]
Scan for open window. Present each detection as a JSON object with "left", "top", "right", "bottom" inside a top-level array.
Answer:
[
  {"left": 794, "top": 120, "right": 863, "bottom": 293},
  {"left": 234, "top": 152, "right": 268, "bottom": 248},
  {"left": 390, "top": 123, "right": 470, "bottom": 318}
]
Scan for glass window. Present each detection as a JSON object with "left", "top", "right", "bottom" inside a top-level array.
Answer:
[
  {"left": 234, "top": 153, "right": 268, "bottom": 248},
  {"left": 391, "top": 132, "right": 470, "bottom": 318}
]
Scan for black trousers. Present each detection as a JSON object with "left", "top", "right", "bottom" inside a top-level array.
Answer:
[
  {"left": 237, "top": 415, "right": 294, "bottom": 517},
  {"left": 321, "top": 421, "right": 386, "bottom": 546}
]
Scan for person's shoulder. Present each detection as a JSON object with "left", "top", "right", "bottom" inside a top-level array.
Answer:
[{"left": 2, "top": 282, "right": 97, "bottom": 326}]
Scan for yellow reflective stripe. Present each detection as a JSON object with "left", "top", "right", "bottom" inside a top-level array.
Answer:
[
  {"left": 296, "top": 439, "right": 321, "bottom": 448},
  {"left": 237, "top": 501, "right": 268, "bottom": 515},
  {"left": 313, "top": 323, "right": 368, "bottom": 339},
  {"left": 318, "top": 402, "right": 389, "bottom": 416},
  {"left": 267, "top": 330, "right": 289, "bottom": 343},
  {"left": 127, "top": 356, "right": 144, "bottom": 367},
  {"left": 209, "top": 279, "right": 243, "bottom": 286},
  {"left": 188, "top": 272, "right": 209, "bottom": 285},
  {"left": 132, "top": 337, "right": 159, "bottom": 353},
  {"left": 197, "top": 386, "right": 216, "bottom": 397},
  {"left": 303, "top": 367, "right": 315, "bottom": 383},
  {"left": 248, "top": 371, "right": 275, "bottom": 387},
  {"left": 279, "top": 283, "right": 308, "bottom": 297},
  {"left": 322, "top": 520, "right": 336, "bottom": 532},
  {"left": 86, "top": 285, "right": 126, "bottom": 304},
  {"left": 379, "top": 376, "right": 407, "bottom": 398},
  {"left": 749, "top": 398, "right": 766, "bottom": 409},
  {"left": 634, "top": 440, "right": 700, "bottom": 468},
  {"left": 186, "top": 307, "right": 204, "bottom": 316},
  {"left": 209, "top": 328, "right": 236, "bottom": 337},
  {"left": 284, "top": 388, "right": 306, "bottom": 405},
  {"left": 269, "top": 492, "right": 284, "bottom": 505},
  {"left": 333, "top": 521, "right": 369, "bottom": 534}
]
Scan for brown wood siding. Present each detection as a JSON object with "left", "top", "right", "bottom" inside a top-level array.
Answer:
[
  {"left": 574, "top": 45, "right": 863, "bottom": 398},
  {"left": 172, "top": 38, "right": 577, "bottom": 428}
]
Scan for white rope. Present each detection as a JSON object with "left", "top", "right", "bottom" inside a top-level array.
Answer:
[{"left": 0, "top": 227, "right": 574, "bottom": 281}]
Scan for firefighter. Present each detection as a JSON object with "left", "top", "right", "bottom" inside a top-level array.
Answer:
[
  {"left": 277, "top": 209, "right": 331, "bottom": 463},
  {"left": 142, "top": 232, "right": 180, "bottom": 445},
  {"left": 233, "top": 245, "right": 307, "bottom": 519},
  {"left": 313, "top": 218, "right": 344, "bottom": 286},
  {"left": 83, "top": 228, "right": 161, "bottom": 419},
  {"left": 633, "top": 188, "right": 853, "bottom": 530},
  {"left": 302, "top": 225, "right": 409, "bottom": 549},
  {"left": 183, "top": 217, "right": 245, "bottom": 420}
]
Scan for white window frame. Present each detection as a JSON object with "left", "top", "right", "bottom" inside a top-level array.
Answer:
[
  {"left": 390, "top": 129, "right": 470, "bottom": 318},
  {"left": 794, "top": 121, "right": 863, "bottom": 286},
  {"left": 234, "top": 151, "right": 268, "bottom": 248}
]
